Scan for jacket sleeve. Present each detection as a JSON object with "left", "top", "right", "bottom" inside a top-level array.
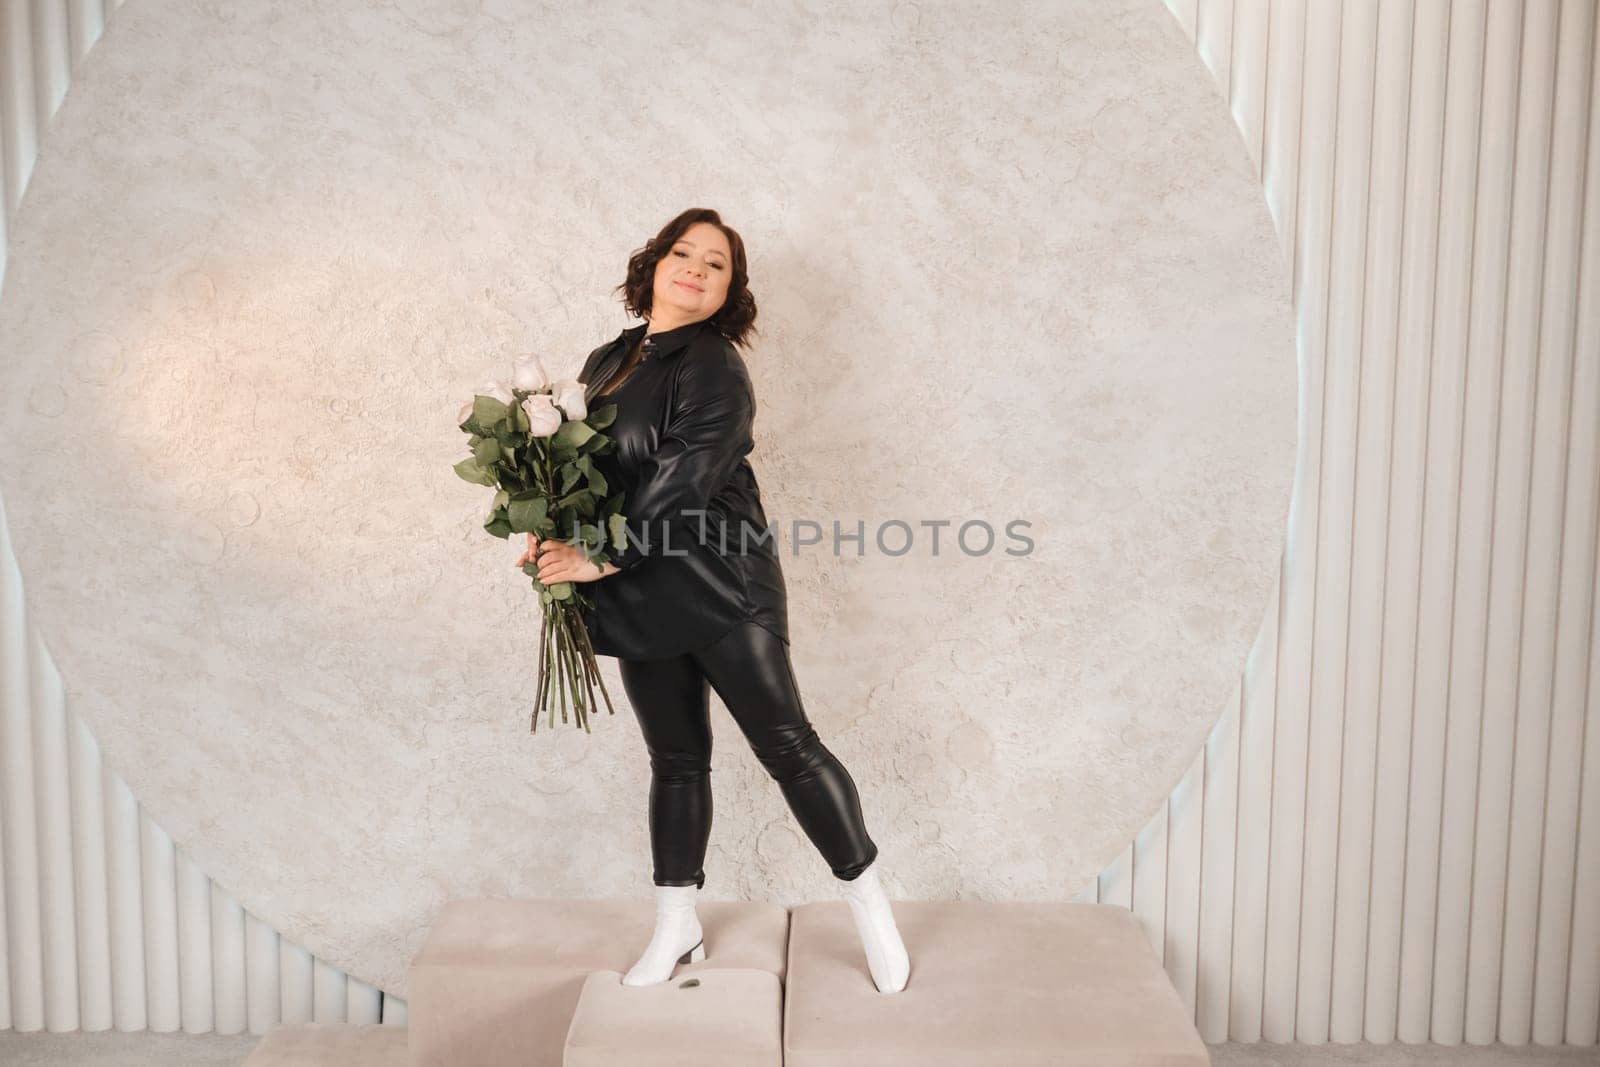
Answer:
[{"left": 609, "top": 347, "right": 754, "bottom": 572}]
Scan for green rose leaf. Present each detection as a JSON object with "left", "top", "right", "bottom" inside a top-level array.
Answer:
[
  {"left": 558, "top": 489, "right": 592, "bottom": 511},
  {"left": 507, "top": 496, "right": 548, "bottom": 533},
  {"left": 554, "top": 420, "right": 596, "bottom": 450},
  {"left": 472, "top": 395, "right": 509, "bottom": 429},
  {"left": 454, "top": 456, "right": 497, "bottom": 487}
]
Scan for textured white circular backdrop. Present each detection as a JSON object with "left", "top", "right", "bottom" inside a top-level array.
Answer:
[{"left": 0, "top": 0, "right": 1295, "bottom": 995}]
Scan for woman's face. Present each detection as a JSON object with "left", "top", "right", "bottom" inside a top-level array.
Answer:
[{"left": 650, "top": 221, "right": 732, "bottom": 323}]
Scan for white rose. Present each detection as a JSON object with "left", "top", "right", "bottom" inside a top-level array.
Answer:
[
  {"left": 511, "top": 353, "right": 550, "bottom": 393},
  {"left": 551, "top": 378, "right": 588, "bottom": 421},
  {"left": 521, "top": 393, "right": 564, "bottom": 438},
  {"left": 479, "top": 378, "right": 516, "bottom": 406},
  {"left": 457, "top": 399, "right": 475, "bottom": 426}
]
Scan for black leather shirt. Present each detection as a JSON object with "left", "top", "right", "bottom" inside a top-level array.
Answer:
[{"left": 575, "top": 318, "right": 790, "bottom": 661}]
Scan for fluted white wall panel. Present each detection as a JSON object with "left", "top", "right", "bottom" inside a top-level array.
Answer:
[
  {"left": 1335, "top": 0, "right": 1409, "bottom": 1043},
  {"left": 1560, "top": 20, "right": 1600, "bottom": 1043},
  {"left": 1, "top": 0, "right": 1596, "bottom": 1051},
  {"left": 1375, "top": 0, "right": 1447, "bottom": 1044}
]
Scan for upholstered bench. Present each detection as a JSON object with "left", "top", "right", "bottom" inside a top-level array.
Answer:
[
  {"left": 563, "top": 967, "right": 783, "bottom": 1066},
  {"left": 407, "top": 896, "right": 789, "bottom": 1067},
  {"left": 782, "top": 900, "right": 1210, "bottom": 1066}
]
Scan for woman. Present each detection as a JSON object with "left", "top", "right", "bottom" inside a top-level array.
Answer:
[{"left": 517, "top": 208, "right": 911, "bottom": 994}]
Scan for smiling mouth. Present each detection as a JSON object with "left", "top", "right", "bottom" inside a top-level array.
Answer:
[{"left": 675, "top": 280, "right": 702, "bottom": 292}]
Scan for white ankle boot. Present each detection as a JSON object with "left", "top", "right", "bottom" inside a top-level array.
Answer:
[
  {"left": 837, "top": 859, "right": 910, "bottom": 993},
  {"left": 622, "top": 883, "right": 706, "bottom": 987}
]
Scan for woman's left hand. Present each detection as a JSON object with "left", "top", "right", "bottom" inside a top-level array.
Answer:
[{"left": 534, "top": 538, "right": 619, "bottom": 585}]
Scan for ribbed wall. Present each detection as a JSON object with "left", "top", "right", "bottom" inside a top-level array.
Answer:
[{"left": 1, "top": 0, "right": 1595, "bottom": 1048}]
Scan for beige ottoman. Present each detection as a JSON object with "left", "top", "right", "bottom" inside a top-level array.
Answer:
[
  {"left": 783, "top": 900, "right": 1210, "bottom": 1066},
  {"left": 407, "top": 896, "right": 789, "bottom": 1067},
  {"left": 563, "top": 967, "right": 783, "bottom": 1066}
]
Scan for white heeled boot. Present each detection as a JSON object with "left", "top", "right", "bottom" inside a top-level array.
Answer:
[
  {"left": 621, "top": 884, "right": 706, "bottom": 987},
  {"left": 837, "top": 859, "right": 910, "bottom": 993}
]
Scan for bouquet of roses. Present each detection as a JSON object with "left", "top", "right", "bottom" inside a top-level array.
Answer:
[{"left": 454, "top": 353, "right": 630, "bottom": 734}]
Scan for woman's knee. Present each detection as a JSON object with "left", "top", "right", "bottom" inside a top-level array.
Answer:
[
  {"left": 749, "top": 722, "right": 832, "bottom": 782},
  {"left": 649, "top": 750, "right": 712, "bottom": 783}
]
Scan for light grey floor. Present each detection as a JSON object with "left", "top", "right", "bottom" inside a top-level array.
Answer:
[
  {"left": 0, "top": 1030, "right": 264, "bottom": 1065},
  {"left": 0, "top": 1030, "right": 1597, "bottom": 1065}
]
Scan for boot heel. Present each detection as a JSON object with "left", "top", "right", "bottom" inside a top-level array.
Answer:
[{"left": 678, "top": 939, "right": 705, "bottom": 965}]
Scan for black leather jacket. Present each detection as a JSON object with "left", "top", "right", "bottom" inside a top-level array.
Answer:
[{"left": 576, "top": 318, "right": 789, "bottom": 660}]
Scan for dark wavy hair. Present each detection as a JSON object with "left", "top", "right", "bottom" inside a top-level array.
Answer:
[{"left": 614, "top": 208, "right": 759, "bottom": 349}]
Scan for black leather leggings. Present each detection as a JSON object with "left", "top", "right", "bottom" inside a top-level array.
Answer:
[{"left": 618, "top": 621, "right": 879, "bottom": 888}]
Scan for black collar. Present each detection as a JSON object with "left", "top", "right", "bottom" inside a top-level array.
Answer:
[{"left": 619, "top": 317, "right": 716, "bottom": 361}]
